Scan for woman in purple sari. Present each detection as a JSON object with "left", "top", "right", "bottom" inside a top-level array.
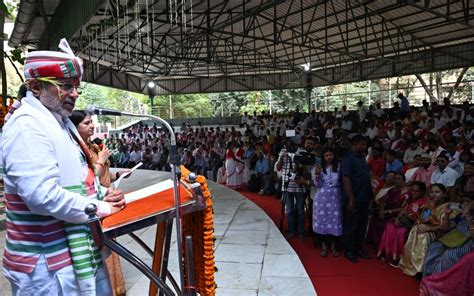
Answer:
[{"left": 312, "top": 147, "right": 342, "bottom": 257}]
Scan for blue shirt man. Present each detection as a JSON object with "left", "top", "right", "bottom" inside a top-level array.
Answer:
[
  {"left": 341, "top": 150, "right": 372, "bottom": 203},
  {"left": 255, "top": 155, "right": 270, "bottom": 175},
  {"left": 383, "top": 150, "right": 403, "bottom": 179},
  {"left": 340, "top": 135, "right": 373, "bottom": 263}
]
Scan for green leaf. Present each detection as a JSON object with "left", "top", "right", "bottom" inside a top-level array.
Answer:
[
  {"left": 0, "top": 1, "right": 8, "bottom": 15},
  {"left": 0, "top": 0, "right": 13, "bottom": 18},
  {"left": 10, "top": 48, "right": 25, "bottom": 65}
]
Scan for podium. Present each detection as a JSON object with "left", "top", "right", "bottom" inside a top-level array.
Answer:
[{"left": 86, "top": 170, "right": 207, "bottom": 296}]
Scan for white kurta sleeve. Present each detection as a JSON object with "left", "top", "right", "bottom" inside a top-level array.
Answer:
[{"left": 2, "top": 115, "right": 110, "bottom": 224}]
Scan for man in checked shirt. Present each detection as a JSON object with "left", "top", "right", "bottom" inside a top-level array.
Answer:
[{"left": 277, "top": 140, "right": 314, "bottom": 240}]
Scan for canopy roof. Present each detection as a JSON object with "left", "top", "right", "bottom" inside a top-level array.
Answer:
[{"left": 9, "top": 0, "right": 474, "bottom": 94}]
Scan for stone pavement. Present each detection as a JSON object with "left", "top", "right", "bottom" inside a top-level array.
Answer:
[{"left": 0, "top": 172, "right": 315, "bottom": 295}]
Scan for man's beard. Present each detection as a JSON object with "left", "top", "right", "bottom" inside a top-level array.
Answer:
[{"left": 39, "top": 90, "right": 73, "bottom": 118}]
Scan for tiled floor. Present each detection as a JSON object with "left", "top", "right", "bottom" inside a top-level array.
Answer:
[
  {"left": 118, "top": 172, "right": 315, "bottom": 295},
  {"left": 0, "top": 171, "right": 316, "bottom": 295}
]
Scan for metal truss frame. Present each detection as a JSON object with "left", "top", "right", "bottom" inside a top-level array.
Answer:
[{"left": 9, "top": 0, "right": 474, "bottom": 94}]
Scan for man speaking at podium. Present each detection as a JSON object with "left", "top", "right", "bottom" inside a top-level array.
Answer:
[{"left": 1, "top": 39, "right": 125, "bottom": 295}]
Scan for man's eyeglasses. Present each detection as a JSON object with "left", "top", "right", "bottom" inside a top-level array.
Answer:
[
  {"left": 55, "top": 82, "right": 82, "bottom": 94},
  {"left": 37, "top": 77, "right": 82, "bottom": 94}
]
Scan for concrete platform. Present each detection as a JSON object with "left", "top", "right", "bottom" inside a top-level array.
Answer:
[{"left": 0, "top": 170, "right": 316, "bottom": 295}]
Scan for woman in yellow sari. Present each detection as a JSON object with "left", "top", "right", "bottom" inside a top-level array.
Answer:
[{"left": 399, "top": 183, "right": 457, "bottom": 276}]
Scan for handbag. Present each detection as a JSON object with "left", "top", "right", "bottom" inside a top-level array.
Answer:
[{"left": 397, "top": 214, "right": 415, "bottom": 229}]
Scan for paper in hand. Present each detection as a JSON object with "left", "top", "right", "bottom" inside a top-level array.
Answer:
[{"left": 112, "top": 162, "right": 143, "bottom": 189}]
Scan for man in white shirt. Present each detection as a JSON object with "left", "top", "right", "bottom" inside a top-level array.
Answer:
[
  {"left": 151, "top": 145, "right": 161, "bottom": 169},
  {"left": 241, "top": 111, "right": 249, "bottom": 124},
  {"left": 403, "top": 139, "right": 425, "bottom": 166},
  {"left": 445, "top": 143, "right": 461, "bottom": 168},
  {"left": 427, "top": 139, "right": 446, "bottom": 166},
  {"left": 341, "top": 105, "right": 350, "bottom": 118},
  {"left": 341, "top": 116, "right": 353, "bottom": 131},
  {"left": 365, "top": 121, "right": 379, "bottom": 140},
  {"left": 373, "top": 102, "right": 385, "bottom": 118},
  {"left": 129, "top": 145, "right": 143, "bottom": 166},
  {"left": 430, "top": 154, "right": 459, "bottom": 188},
  {"left": 357, "top": 101, "right": 369, "bottom": 123},
  {"left": 1, "top": 39, "right": 124, "bottom": 295},
  {"left": 433, "top": 113, "right": 447, "bottom": 129},
  {"left": 405, "top": 155, "right": 421, "bottom": 181}
]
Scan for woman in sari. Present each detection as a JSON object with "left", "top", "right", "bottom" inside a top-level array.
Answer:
[
  {"left": 367, "top": 172, "right": 408, "bottom": 246},
  {"left": 235, "top": 142, "right": 248, "bottom": 187},
  {"left": 70, "top": 110, "right": 130, "bottom": 187},
  {"left": 420, "top": 202, "right": 474, "bottom": 296},
  {"left": 377, "top": 181, "right": 428, "bottom": 266},
  {"left": 454, "top": 161, "right": 474, "bottom": 199},
  {"left": 423, "top": 200, "right": 474, "bottom": 276},
  {"left": 71, "top": 110, "right": 128, "bottom": 296},
  {"left": 399, "top": 183, "right": 456, "bottom": 276},
  {"left": 225, "top": 141, "right": 241, "bottom": 189}
]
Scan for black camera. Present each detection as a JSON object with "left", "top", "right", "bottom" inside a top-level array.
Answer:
[
  {"left": 287, "top": 172, "right": 297, "bottom": 181},
  {"left": 293, "top": 149, "right": 316, "bottom": 167}
]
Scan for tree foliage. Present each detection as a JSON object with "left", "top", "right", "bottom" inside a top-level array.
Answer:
[
  {"left": 75, "top": 83, "right": 149, "bottom": 125},
  {"left": 1, "top": 0, "right": 19, "bottom": 20}
]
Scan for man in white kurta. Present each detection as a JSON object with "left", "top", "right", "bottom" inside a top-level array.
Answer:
[{"left": 1, "top": 39, "right": 125, "bottom": 296}]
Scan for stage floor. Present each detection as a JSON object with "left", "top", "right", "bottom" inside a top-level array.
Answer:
[
  {"left": 0, "top": 170, "right": 315, "bottom": 296},
  {"left": 119, "top": 170, "right": 315, "bottom": 295}
]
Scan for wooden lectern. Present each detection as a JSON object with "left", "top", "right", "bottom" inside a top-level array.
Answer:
[{"left": 86, "top": 174, "right": 206, "bottom": 296}]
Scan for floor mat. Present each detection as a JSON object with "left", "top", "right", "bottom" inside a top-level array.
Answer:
[{"left": 239, "top": 190, "right": 420, "bottom": 296}]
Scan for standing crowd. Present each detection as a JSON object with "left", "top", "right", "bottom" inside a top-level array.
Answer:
[{"left": 105, "top": 95, "right": 474, "bottom": 289}]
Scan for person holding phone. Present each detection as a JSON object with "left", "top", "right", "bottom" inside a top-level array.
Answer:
[
  {"left": 399, "top": 184, "right": 458, "bottom": 276},
  {"left": 423, "top": 200, "right": 474, "bottom": 276},
  {"left": 312, "top": 147, "right": 342, "bottom": 257}
]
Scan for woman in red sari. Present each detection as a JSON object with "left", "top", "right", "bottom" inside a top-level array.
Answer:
[
  {"left": 377, "top": 181, "right": 428, "bottom": 266},
  {"left": 235, "top": 142, "right": 248, "bottom": 187},
  {"left": 225, "top": 141, "right": 241, "bottom": 189}
]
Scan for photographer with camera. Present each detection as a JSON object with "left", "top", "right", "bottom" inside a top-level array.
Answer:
[
  {"left": 296, "top": 136, "right": 319, "bottom": 234},
  {"left": 276, "top": 138, "right": 315, "bottom": 240}
]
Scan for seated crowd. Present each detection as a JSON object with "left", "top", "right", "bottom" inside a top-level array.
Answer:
[{"left": 102, "top": 95, "right": 474, "bottom": 285}]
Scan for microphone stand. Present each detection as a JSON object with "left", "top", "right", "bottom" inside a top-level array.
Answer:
[{"left": 101, "top": 110, "right": 185, "bottom": 294}]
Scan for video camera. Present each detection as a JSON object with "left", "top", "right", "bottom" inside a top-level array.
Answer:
[{"left": 293, "top": 148, "right": 316, "bottom": 167}]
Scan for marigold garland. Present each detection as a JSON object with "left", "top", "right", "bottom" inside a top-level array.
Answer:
[{"left": 180, "top": 166, "right": 216, "bottom": 295}]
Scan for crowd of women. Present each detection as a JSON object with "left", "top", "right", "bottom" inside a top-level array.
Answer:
[{"left": 96, "top": 96, "right": 473, "bottom": 292}]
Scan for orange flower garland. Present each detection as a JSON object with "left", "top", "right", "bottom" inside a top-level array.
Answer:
[{"left": 180, "top": 166, "right": 216, "bottom": 295}]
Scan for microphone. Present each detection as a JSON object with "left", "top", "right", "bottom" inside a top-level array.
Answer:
[{"left": 85, "top": 105, "right": 123, "bottom": 116}]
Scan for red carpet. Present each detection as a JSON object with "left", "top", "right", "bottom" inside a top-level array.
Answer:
[{"left": 239, "top": 190, "right": 420, "bottom": 296}]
